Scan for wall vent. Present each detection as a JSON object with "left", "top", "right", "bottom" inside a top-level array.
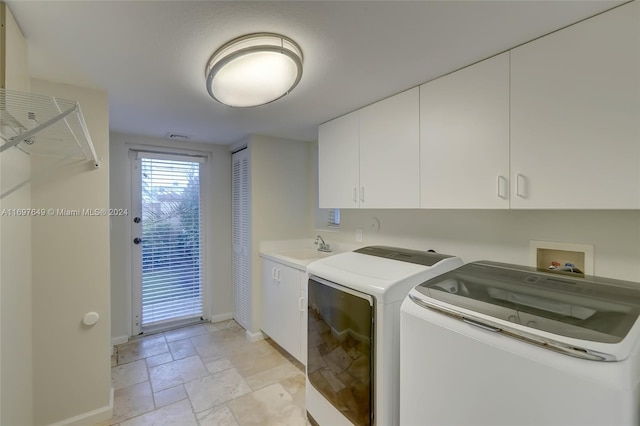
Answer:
[{"left": 165, "top": 132, "right": 190, "bottom": 141}]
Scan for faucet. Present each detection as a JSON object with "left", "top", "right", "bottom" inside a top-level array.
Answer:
[{"left": 314, "top": 235, "right": 332, "bottom": 252}]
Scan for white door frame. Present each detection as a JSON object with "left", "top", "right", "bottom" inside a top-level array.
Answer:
[{"left": 128, "top": 148, "right": 211, "bottom": 336}]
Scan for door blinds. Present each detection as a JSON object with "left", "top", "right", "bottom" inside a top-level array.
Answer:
[{"left": 139, "top": 154, "right": 203, "bottom": 326}]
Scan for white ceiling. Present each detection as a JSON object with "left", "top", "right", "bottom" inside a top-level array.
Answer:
[{"left": 6, "top": 0, "right": 624, "bottom": 145}]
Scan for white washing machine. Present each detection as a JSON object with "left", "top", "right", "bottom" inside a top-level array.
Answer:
[
  {"left": 400, "top": 261, "right": 640, "bottom": 426},
  {"left": 305, "top": 246, "right": 463, "bottom": 426}
]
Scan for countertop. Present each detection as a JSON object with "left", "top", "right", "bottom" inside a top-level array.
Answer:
[{"left": 259, "top": 238, "right": 361, "bottom": 271}]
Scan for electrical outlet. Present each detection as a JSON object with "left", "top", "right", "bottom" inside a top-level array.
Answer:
[{"left": 356, "top": 228, "right": 363, "bottom": 242}]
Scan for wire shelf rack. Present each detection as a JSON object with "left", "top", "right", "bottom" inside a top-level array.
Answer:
[
  {"left": 0, "top": 88, "right": 100, "bottom": 166},
  {"left": 0, "top": 88, "right": 101, "bottom": 199}
]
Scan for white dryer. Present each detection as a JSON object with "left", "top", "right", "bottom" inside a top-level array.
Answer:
[
  {"left": 400, "top": 261, "right": 640, "bottom": 425},
  {"left": 306, "top": 246, "right": 462, "bottom": 426}
]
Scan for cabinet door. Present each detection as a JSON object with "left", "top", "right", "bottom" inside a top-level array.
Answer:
[
  {"left": 277, "top": 264, "right": 303, "bottom": 362},
  {"left": 510, "top": 2, "right": 640, "bottom": 209},
  {"left": 359, "top": 88, "right": 420, "bottom": 208},
  {"left": 420, "top": 53, "right": 510, "bottom": 208},
  {"left": 261, "top": 259, "right": 302, "bottom": 362},
  {"left": 318, "top": 111, "right": 360, "bottom": 208},
  {"left": 261, "top": 259, "right": 281, "bottom": 342}
]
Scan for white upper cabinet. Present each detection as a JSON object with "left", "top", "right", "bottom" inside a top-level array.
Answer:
[
  {"left": 359, "top": 87, "right": 420, "bottom": 208},
  {"left": 318, "top": 88, "right": 420, "bottom": 209},
  {"left": 318, "top": 2, "right": 638, "bottom": 211},
  {"left": 510, "top": 1, "right": 640, "bottom": 209},
  {"left": 420, "top": 53, "right": 510, "bottom": 208},
  {"left": 318, "top": 111, "right": 360, "bottom": 208}
]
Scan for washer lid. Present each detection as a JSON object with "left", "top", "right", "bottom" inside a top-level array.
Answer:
[
  {"left": 307, "top": 246, "right": 463, "bottom": 302},
  {"left": 354, "top": 246, "right": 455, "bottom": 266},
  {"left": 413, "top": 261, "right": 640, "bottom": 345}
]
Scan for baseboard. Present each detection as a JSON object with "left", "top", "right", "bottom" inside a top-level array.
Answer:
[
  {"left": 111, "top": 335, "right": 129, "bottom": 353},
  {"left": 209, "top": 312, "right": 233, "bottom": 323},
  {"left": 246, "top": 329, "right": 266, "bottom": 342},
  {"left": 112, "top": 335, "right": 129, "bottom": 346},
  {"left": 47, "top": 387, "right": 114, "bottom": 426}
]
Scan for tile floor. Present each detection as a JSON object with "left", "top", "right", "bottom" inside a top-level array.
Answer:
[{"left": 104, "top": 320, "right": 310, "bottom": 426}]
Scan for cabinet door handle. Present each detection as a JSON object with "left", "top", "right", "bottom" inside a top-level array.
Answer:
[
  {"left": 299, "top": 297, "right": 305, "bottom": 312},
  {"left": 271, "top": 267, "right": 277, "bottom": 281},
  {"left": 497, "top": 175, "right": 508, "bottom": 200},
  {"left": 276, "top": 268, "right": 281, "bottom": 282},
  {"left": 360, "top": 186, "right": 365, "bottom": 203},
  {"left": 516, "top": 173, "right": 527, "bottom": 199},
  {"left": 353, "top": 187, "right": 358, "bottom": 204}
]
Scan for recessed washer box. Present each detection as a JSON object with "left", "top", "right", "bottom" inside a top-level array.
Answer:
[{"left": 529, "top": 240, "right": 594, "bottom": 276}]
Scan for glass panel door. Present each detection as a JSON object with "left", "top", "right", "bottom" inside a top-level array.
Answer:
[{"left": 131, "top": 152, "right": 204, "bottom": 332}]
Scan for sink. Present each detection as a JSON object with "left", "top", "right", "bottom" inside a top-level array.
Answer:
[{"left": 275, "top": 248, "right": 334, "bottom": 260}]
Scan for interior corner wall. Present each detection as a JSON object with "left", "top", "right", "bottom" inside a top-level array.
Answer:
[
  {"left": 247, "top": 134, "right": 313, "bottom": 334},
  {"left": 0, "top": 150, "right": 32, "bottom": 426},
  {"left": 30, "top": 79, "right": 111, "bottom": 426},
  {"left": 109, "top": 133, "right": 233, "bottom": 343},
  {"left": 0, "top": 3, "right": 33, "bottom": 425},
  {"left": 307, "top": 140, "right": 319, "bottom": 230},
  {"left": 2, "top": 2, "right": 28, "bottom": 92}
]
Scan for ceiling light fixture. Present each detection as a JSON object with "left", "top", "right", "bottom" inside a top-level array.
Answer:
[{"left": 205, "top": 33, "right": 303, "bottom": 108}]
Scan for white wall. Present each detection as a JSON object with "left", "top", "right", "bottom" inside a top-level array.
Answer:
[
  {"left": 2, "top": 2, "right": 28, "bottom": 92},
  {"left": 30, "top": 78, "right": 111, "bottom": 426},
  {"left": 0, "top": 4, "right": 33, "bottom": 425},
  {"left": 250, "top": 135, "right": 313, "bottom": 238},
  {"left": 0, "top": 148, "right": 33, "bottom": 426},
  {"left": 109, "top": 133, "right": 232, "bottom": 342},
  {"left": 321, "top": 209, "right": 640, "bottom": 282},
  {"left": 246, "top": 134, "right": 313, "bottom": 335}
]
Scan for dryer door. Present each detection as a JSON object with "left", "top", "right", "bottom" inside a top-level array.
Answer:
[{"left": 307, "top": 275, "right": 375, "bottom": 426}]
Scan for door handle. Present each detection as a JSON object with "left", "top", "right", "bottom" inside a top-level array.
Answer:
[
  {"left": 272, "top": 267, "right": 277, "bottom": 281},
  {"left": 299, "top": 297, "right": 305, "bottom": 312},
  {"left": 133, "top": 237, "right": 142, "bottom": 245},
  {"left": 353, "top": 187, "right": 358, "bottom": 204},
  {"left": 360, "top": 186, "right": 365, "bottom": 203},
  {"left": 133, "top": 217, "right": 141, "bottom": 223}
]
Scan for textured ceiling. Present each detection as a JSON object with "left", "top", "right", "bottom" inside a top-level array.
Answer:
[{"left": 6, "top": 1, "right": 624, "bottom": 144}]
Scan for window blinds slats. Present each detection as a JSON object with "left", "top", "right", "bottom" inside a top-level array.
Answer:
[
  {"left": 328, "top": 208, "right": 341, "bottom": 227},
  {"left": 140, "top": 158, "right": 203, "bottom": 326}
]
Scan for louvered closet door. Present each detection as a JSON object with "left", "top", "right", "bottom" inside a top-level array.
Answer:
[
  {"left": 131, "top": 151, "right": 205, "bottom": 334},
  {"left": 232, "top": 149, "right": 250, "bottom": 330}
]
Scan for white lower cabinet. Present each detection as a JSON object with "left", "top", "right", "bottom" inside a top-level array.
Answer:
[{"left": 261, "top": 258, "right": 306, "bottom": 364}]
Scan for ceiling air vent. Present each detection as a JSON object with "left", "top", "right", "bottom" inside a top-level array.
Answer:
[{"left": 165, "top": 132, "right": 190, "bottom": 141}]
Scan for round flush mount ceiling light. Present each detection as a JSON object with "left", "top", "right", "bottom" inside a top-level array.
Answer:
[{"left": 205, "top": 33, "right": 303, "bottom": 107}]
